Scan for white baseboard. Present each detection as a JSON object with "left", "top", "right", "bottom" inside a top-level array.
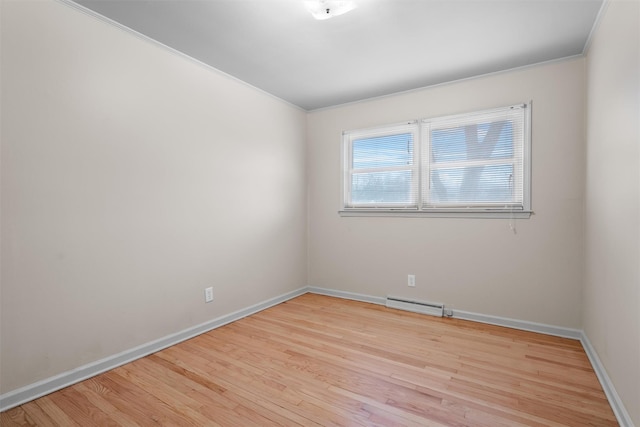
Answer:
[
  {"left": 307, "top": 286, "right": 386, "bottom": 305},
  {"left": 0, "top": 286, "right": 307, "bottom": 412},
  {"left": 580, "top": 333, "right": 635, "bottom": 427},
  {"left": 307, "top": 287, "right": 582, "bottom": 339},
  {"left": 2, "top": 285, "right": 633, "bottom": 427},
  {"left": 451, "top": 309, "right": 583, "bottom": 339},
  {"left": 307, "top": 287, "right": 633, "bottom": 426}
]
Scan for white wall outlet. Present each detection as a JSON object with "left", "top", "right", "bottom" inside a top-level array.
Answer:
[
  {"left": 408, "top": 274, "right": 415, "bottom": 287},
  {"left": 204, "top": 287, "right": 213, "bottom": 303}
]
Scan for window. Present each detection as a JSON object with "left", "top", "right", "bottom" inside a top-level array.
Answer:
[
  {"left": 341, "top": 103, "right": 531, "bottom": 217},
  {"left": 344, "top": 122, "right": 419, "bottom": 208}
]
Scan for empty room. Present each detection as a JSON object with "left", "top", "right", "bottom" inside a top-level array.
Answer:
[{"left": 1, "top": 0, "right": 638, "bottom": 425}]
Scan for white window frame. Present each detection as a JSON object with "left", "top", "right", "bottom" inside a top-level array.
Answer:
[
  {"left": 340, "top": 103, "right": 532, "bottom": 218},
  {"left": 342, "top": 121, "right": 420, "bottom": 209}
]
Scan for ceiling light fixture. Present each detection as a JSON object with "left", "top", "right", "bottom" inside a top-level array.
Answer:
[{"left": 305, "top": 0, "right": 357, "bottom": 20}]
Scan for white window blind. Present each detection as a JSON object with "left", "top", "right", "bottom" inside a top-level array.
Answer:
[
  {"left": 421, "top": 105, "right": 527, "bottom": 209},
  {"left": 341, "top": 103, "right": 531, "bottom": 216}
]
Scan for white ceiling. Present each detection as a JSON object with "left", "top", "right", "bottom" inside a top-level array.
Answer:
[{"left": 71, "top": 0, "right": 603, "bottom": 110}]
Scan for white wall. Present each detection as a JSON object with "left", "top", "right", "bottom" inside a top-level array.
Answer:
[
  {"left": 584, "top": 1, "right": 640, "bottom": 425},
  {"left": 0, "top": 0, "right": 307, "bottom": 393},
  {"left": 2, "top": 0, "right": 637, "bottom": 421},
  {"left": 308, "top": 58, "right": 586, "bottom": 328}
]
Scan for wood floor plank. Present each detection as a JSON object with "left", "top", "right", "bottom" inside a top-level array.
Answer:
[
  {"left": 46, "top": 386, "right": 120, "bottom": 427},
  {"left": 1, "top": 294, "right": 618, "bottom": 426},
  {"left": 32, "top": 396, "right": 83, "bottom": 427},
  {"left": 0, "top": 405, "right": 38, "bottom": 427},
  {"left": 18, "top": 402, "right": 57, "bottom": 427},
  {"left": 153, "top": 346, "right": 324, "bottom": 426},
  {"left": 73, "top": 381, "right": 142, "bottom": 427},
  {"left": 116, "top": 361, "right": 222, "bottom": 427}
]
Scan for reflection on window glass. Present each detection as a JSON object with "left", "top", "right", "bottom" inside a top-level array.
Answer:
[
  {"left": 429, "top": 120, "right": 515, "bottom": 204},
  {"left": 430, "top": 165, "right": 514, "bottom": 204},
  {"left": 431, "top": 121, "right": 513, "bottom": 163},
  {"left": 352, "top": 170, "right": 413, "bottom": 204}
]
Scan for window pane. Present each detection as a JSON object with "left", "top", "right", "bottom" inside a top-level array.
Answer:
[
  {"left": 352, "top": 170, "right": 413, "bottom": 204},
  {"left": 431, "top": 121, "right": 513, "bottom": 164},
  {"left": 343, "top": 103, "right": 528, "bottom": 213},
  {"left": 430, "top": 164, "right": 515, "bottom": 204},
  {"left": 352, "top": 133, "right": 413, "bottom": 169}
]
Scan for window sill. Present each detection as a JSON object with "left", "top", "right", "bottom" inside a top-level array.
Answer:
[{"left": 338, "top": 209, "right": 533, "bottom": 219}]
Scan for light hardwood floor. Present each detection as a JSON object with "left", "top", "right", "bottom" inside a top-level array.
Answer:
[{"left": 1, "top": 293, "right": 617, "bottom": 426}]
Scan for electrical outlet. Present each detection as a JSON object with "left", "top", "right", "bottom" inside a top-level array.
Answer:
[
  {"left": 408, "top": 274, "right": 415, "bottom": 287},
  {"left": 204, "top": 287, "right": 213, "bottom": 303}
]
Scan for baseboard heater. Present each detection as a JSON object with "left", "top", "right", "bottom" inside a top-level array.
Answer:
[{"left": 385, "top": 296, "right": 444, "bottom": 317}]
